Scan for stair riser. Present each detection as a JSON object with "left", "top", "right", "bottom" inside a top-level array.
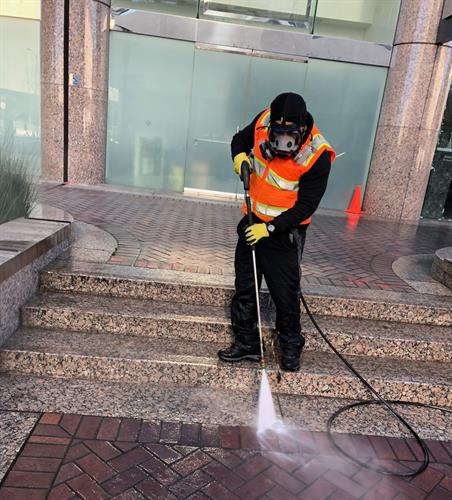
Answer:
[
  {"left": 299, "top": 297, "right": 451, "bottom": 327},
  {"left": 306, "top": 335, "right": 451, "bottom": 363},
  {"left": 1, "top": 351, "right": 450, "bottom": 407},
  {"left": 23, "top": 307, "right": 452, "bottom": 363},
  {"left": 40, "top": 272, "right": 237, "bottom": 308},
  {"left": 22, "top": 307, "right": 236, "bottom": 343},
  {"left": 40, "top": 272, "right": 452, "bottom": 326}
]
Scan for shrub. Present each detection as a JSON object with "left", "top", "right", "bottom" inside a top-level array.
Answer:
[{"left": 0, "top": 137, "right": 38, "bottom": 224}]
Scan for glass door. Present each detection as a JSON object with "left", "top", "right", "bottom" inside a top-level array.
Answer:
[
  {"left": 183, "top": 47, "right": 251, "bottom": 196},
  {"left": 183, "top": 45, "right": 309, "bottom": 197}
]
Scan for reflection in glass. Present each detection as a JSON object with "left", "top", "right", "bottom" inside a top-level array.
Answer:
[
  {"left": 184, "top": 48, "right": 250, "bottom": 195},
  {"left": 302, "top": 58, "right": 387, "bottom": 209},
  {"left": 0, "top": 16, "right": 41, "bottom": 175},
  {"left": 111, "top": 0, "right": 198, "bottom": 18},
  {"left": 314, "top": 0, "right": 401, "bottom": 44},
  {"left": 422, "top": 87, "right": 452, "bottom": 219},
  {"left": 106, "top": 32, "right": 194, "bottom": 191},
  {"left": 200, "top": 0, "right": 317, "bottom": 32},
  {"left": 184, "top": 48, "right": 309, "bottom": 196},
  {"left": 0, "top": 0, "right": 40, "bottom": 20}
]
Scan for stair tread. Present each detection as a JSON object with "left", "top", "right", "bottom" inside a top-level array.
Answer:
[
  {"left": 1, "top": 373, "right": 450, "bottom": 441},
  {"left": 25, "top": 291, "right": 452, "bottom": 345},
  {"left": 4, "top": 327, "right": 451, "bottom": 386},
  {"left": 43, "top": 260, "right": 452, "bottom": 309}
]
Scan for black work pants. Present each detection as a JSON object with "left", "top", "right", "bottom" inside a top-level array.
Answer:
[{"left": 231, "top": 215, "right": 306, "bottom": 350}]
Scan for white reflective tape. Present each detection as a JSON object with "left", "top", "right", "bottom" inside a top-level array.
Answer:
[
  {"left": 266, "top": 170, "right": 299, "bottom": 191},
  {"left": 295, "top": 133, "right": 331, "bottom": 166},
  {"left": 254, "top": 155, "right": 267, "bottom": 177},
  {"left": 255, "top": 202, "right": 286, "bottom": 217},
  {"left": 260, "top": 111, "right": 271, "bottom": 127}
]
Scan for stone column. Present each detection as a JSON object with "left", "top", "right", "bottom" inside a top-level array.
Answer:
[
  {"left": 41, "top": 0, "right": 64, "bottom": 181},
  {"left": 41, "top": 0, "right": 110, "bottom": 184},
  {"left": 363, "top": 0, "right": 452, "bottom": 220}
]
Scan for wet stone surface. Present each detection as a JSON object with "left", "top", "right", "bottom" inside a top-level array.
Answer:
[{"left": 38, "top": 183, "right": 452, "bottom": 292}]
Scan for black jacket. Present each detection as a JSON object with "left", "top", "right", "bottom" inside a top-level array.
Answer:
[{"left": 231, "top": 110, "right": 331, "bottom": 233}]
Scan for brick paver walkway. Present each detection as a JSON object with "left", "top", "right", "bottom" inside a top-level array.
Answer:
[
  {"left": 1, "top": 413, "right": 451, "bottom": 499},
  {"left": 38, "top": 184, "right": 452, "bottom": 292}
]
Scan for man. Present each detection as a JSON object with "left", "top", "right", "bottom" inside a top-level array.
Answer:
[{"left": 218, "top": 92, "right": 335, "bottom": 371}]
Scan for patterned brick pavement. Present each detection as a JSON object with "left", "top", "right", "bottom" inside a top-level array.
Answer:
[
  {"left": 37, "top": 184, "right": 452, "bottom": 292},
  {"left": 1, "top": 413, "right": 452, "bottom": 499}
]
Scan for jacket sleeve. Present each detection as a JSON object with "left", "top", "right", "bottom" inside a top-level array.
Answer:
[
  {"left": 271, "top": 150, "right": 332, "bottom": 233},
  {"left": 231, "top": 112, "right": 263, "bottom": 159}
]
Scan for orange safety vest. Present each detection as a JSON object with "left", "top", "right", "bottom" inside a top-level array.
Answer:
[{"left": 243, "top": 109, "right": 336, "bottom": 225}]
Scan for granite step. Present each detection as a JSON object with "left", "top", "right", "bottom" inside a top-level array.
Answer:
[
  {"left": 22, "top": 291, "right": 452, "bottom": 363},
  {"left": 40, "top": 261, "right": 452, "bottom": 326},
  {"left": 1, "top": 373, "right": 450, "bottom": 442},
  {"left": 1, "top": 328, "right": 450, "bottom": 407},
  {"left": 432, "top": 247, "right": 452, "bottom": 290}
]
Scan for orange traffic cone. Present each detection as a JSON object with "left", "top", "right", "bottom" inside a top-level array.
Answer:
[{"left": 345, "top": 185, "right": 364, "bottom": 215}]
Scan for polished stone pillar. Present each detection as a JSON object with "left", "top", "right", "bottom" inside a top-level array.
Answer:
[
  {"left": 363, "top": 0, "right": 452, "bottom": 220},
  {"left": 41, "top": 0, "right": 110, "bottom": 184},
  {"left": 41, "top": 0, "right": 64, "bottom": 181}
]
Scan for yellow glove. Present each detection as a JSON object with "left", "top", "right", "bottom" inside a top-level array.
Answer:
[
  {"left": 245, "top": 223, "right": 269, "bottom": 245},
  {"left": 233, "top": 152, "right": 251, "bottom": 176}
]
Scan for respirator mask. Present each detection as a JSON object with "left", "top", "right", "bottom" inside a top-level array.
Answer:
[{"left": 260, "top": 122, "right": 305, "bottom": 161}]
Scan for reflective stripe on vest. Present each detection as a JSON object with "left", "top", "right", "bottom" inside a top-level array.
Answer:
[
  {"left": 294, "top": 133, "right": 332, "bottom": 166},
  {"left": 266, "top": 168, "right": 299, "bottom": 192},
  {"left": 251, "top": 198, "right": 287, "bottom": 218},
  {"left": 245, "top": 109, "right": 336, "bottom": 225},
  {"left": 253, "top": 153, "right": 267, "bottom": 178},
  {"left": 253, "top": 148, "right": 299, "bottom": 192},
  {"left": 259, "top": 110, "right": 271, "bottom": 128}
]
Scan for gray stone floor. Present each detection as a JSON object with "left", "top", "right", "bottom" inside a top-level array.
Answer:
[{"left": 0, "top": 410, "right": 39, "bottom": 482}]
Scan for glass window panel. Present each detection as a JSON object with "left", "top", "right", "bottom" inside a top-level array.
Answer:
[
  {"left": 106, "top": 32, "right": 194, "bottom": 191},
  {"left": 0, "top": 0, "right": 40, "bottom": 20},
  {"left": 185, "top": 49, "right": 309, "bottom": 195},
  {"left": 111, "top": 0, "right": 198, "bottom": 18},
  {"left": 247, "top": 56, "right": 308, "bottom": 118},
  {"left": 0, "top": 16, "right": 41, "bottom": 175},
  {"left": 302, "top": 58, "right": 387, "bottom": 209},
  {"left": 184, "top": 47, "right": 251, "bottom": 194},
  {"left": 314, "top": 0, "right": 401, "bottom": 44},
  {"left": 200, "top": 0, "right": 317, "bottom": 33}
]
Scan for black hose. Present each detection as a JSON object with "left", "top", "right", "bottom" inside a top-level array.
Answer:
[
  {"left": 238, "top": 161, "right": 449, "bottom": 477},
  {"left": 298, "top": 292, "right": 452, "bottom": 477}
]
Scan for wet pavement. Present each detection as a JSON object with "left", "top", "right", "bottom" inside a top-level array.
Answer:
[
  {"left": 37, "top": 183, "right": 452, "bottom": 293},
  {"left": 1, "top": 412, "right": 451, "bottom": 499}
]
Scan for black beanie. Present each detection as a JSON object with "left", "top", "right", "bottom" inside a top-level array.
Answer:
[{"left": 270, "top": 92, "right": 307, "bottom": 126}]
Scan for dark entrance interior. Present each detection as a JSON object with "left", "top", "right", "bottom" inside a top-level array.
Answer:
[{"left": 422, "top": 87, "right": 452, "bottom": 221}]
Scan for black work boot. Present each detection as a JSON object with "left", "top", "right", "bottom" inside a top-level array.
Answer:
[
  {"left": 218, "top": 341, "right": 261, "bottom": 362},
  {"left": 279, "top": 339, "right": 305, "bottom": 372}
]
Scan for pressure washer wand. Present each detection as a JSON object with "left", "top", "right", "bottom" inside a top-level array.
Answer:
[{"left": 241, "top": 161, "right": 265, "bottom": 370}]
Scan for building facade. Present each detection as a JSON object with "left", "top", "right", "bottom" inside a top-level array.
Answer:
[{"left": 1, "top": 0, "right": 451, "bottom": 221}]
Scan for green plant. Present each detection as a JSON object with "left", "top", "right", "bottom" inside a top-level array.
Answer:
[{"left": 0, "top": 137, "right": 38, "bottom": 224}]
